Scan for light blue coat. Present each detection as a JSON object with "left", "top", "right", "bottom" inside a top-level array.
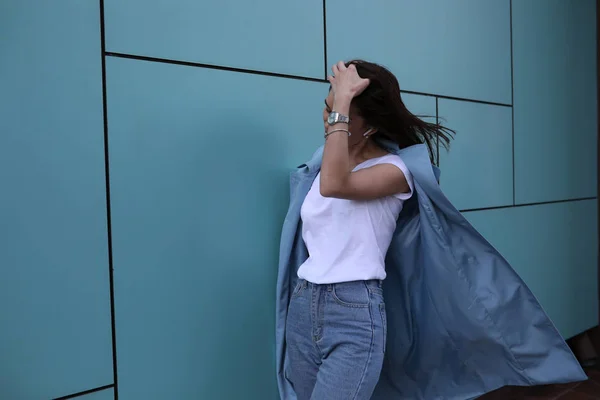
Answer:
[{"left": 275, "top": 139, "right": 587, "bottom": 399}]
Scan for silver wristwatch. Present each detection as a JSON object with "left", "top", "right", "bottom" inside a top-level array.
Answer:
[{"left": 327, "top": 111, "right": 350, "bottom": 126}]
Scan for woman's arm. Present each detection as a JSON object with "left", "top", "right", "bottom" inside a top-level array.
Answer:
[{"left": 320, "top": 62, "right": 409, "bottom": 200}]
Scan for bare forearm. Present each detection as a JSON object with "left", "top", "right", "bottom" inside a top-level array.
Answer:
[{"left": 321, "top": 95, "right": 353, "bottom": 195}]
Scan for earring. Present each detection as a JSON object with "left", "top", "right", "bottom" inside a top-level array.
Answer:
[{"left": 363, "top": 128, "right": 374, "bottom": 138}]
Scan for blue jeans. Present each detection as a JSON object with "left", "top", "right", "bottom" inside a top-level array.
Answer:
[{"left": 285, "top": 279, "right": 386, "bottom": 400}]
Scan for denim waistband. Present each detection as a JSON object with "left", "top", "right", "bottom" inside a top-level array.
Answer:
[{"left": 298, "top": 279, "right": 383, "bottom": 292}]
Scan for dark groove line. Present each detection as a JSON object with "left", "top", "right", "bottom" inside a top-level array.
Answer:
[
  {"left": 53, "top": 384, "right": 114, "bottom": 400},
  {"left": 596, "top": 0, "right": 600, "bottom": 325},
  {"left": 106, "top": 52, "right": 326, "bottom": 83},
  {"left": 510, "top": 0, "right": 516, "bottom": 206},
  {"left": 435, "top": 97, "right": 440, "bottom": 167},
  {"left": 460, "top": 196, "right": 597, "bottom": 214},
  {"left": 322, "top": 0, "right": 328, "bottom": 80},
  {"left": 402, "top": 89, "right": 512, "bottom": 107},
  {"left": 105, "top": 52, "right": 513, "bottom": 107},
  {"left": 99, "top": 1, "right": 119, "bottom": 399}
]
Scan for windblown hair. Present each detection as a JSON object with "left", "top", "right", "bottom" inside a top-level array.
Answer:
[{"left": 346, "top": 60, "right": 454, "bottom": 162}]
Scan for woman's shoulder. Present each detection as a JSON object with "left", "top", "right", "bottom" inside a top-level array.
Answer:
[{"left": 369, "top": 153, "right": 409, "bottom": 171}]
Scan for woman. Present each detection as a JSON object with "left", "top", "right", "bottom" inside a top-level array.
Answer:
[
  {"left": 277, "top": 60, "right": 585, "bottom": 400},
  {"left": 284, "top": 60, "right": 453, "bottom": 399}
]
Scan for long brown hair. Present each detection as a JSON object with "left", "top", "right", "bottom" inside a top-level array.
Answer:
[{"left": 346, "top": 60, "right": 454, "bottom": 162}]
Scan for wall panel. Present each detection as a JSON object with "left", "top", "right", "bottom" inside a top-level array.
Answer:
[
  {"left": 104, "top": 0, "right": 325, "bottom": 78},
  {"left": 106, "top": 56, "right": 327, "bottom": 399},
  {"left": 513, "top": 0, "right": 597, "bottom": 203},
  {"left": 439, "top": 100, "right": 513, "bottom": 210},
  {"left": 327, "top": 0, "right": 511, "bottom": 104},
  {"left": 0, "top": 1, "right": 113, "bottom": 399}
]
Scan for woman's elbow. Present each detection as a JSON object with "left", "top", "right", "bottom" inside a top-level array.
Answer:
[{"left": 319, "top": 180, "right": 342, "bottom": 198}]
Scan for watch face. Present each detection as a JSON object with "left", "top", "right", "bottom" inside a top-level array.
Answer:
[{"left": 327, "top": 112, "right": 338, "bottom": 125}]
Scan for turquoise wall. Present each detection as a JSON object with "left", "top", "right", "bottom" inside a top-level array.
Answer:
[{"left": 0, "top": 0, "right": 597, "bottom": 399}]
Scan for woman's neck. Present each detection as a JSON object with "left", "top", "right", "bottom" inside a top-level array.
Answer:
[{"left": 348, "top": 139, "right": 388, "bottom": 167}]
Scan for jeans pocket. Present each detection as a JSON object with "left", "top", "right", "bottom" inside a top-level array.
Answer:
[
  {"left": 331, "top": 282, "right": 370, "bottom": 308},
  {"left": 379, "top": 302, "right": 387, "bottom": 353},
  {"left": 291, "top": 279, "right": 305, "bottom": 298}
]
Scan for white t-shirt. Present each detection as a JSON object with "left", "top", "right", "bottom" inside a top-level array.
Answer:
[{"left": 297, "top": 154, "right": 414, "bottom": 284}]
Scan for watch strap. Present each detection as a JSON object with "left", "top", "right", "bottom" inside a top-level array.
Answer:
[{"left": 328, "top": 111, "right": 350, "bottom": 125}]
